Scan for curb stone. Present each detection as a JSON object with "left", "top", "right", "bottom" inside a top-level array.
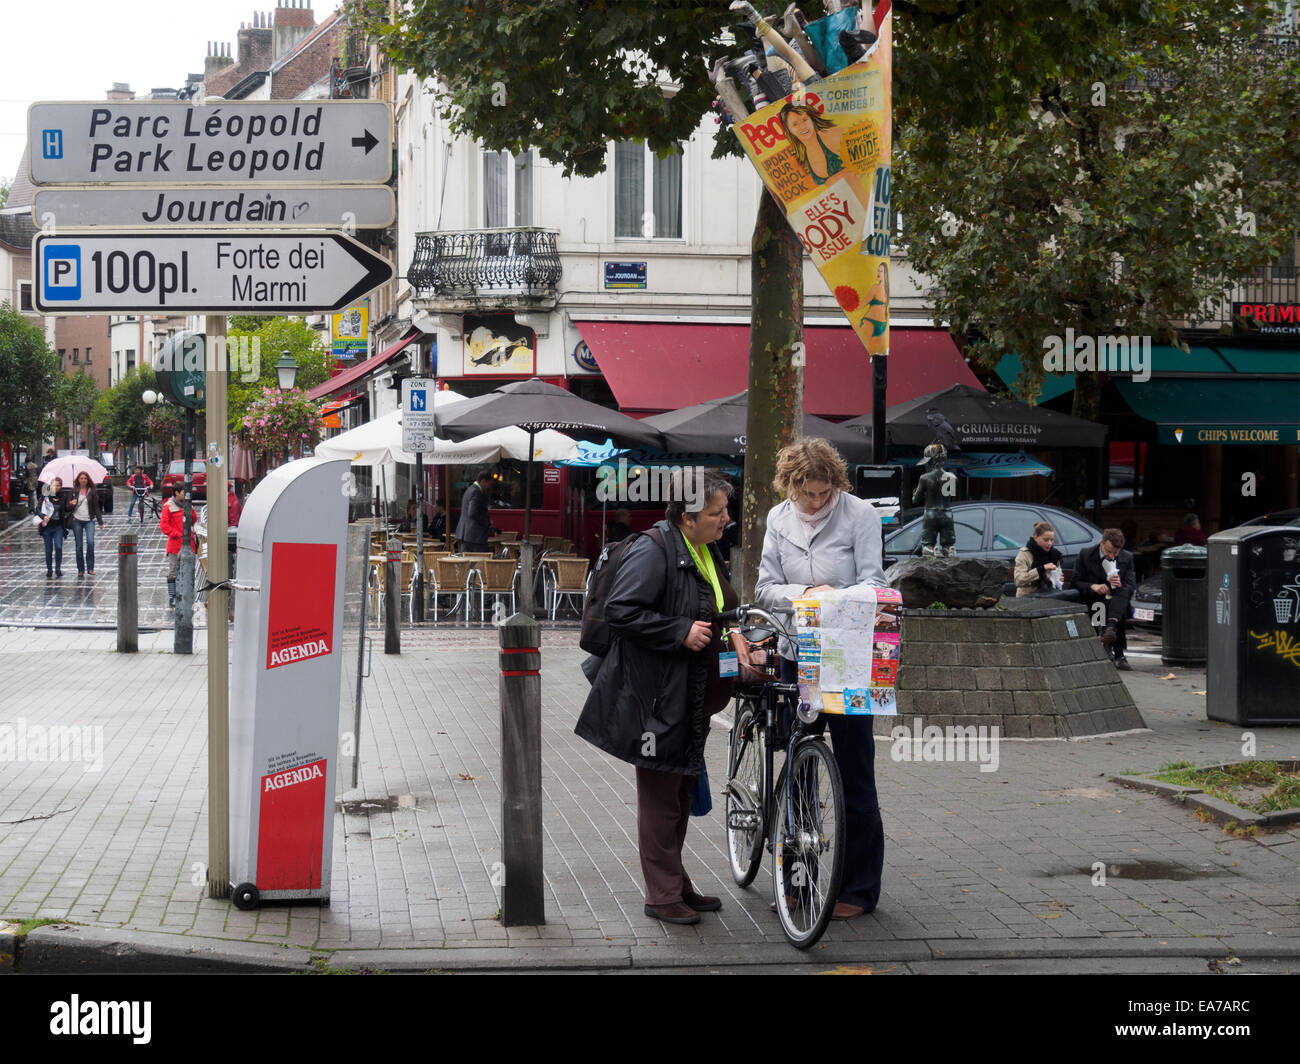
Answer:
[
  {"left": 21, "top": 924, "right": 315, "bottom": 974},
  {"left": 0, "top": 921, "right": 16, "bottom": 972}
]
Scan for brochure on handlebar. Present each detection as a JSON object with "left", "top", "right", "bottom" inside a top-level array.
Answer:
[{"left": 793, "top": 587, "right": 902, "bottom": 715}]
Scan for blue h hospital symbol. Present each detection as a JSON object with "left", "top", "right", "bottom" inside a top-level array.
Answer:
[{"left": 42, "top": 129, "right": 63, "bottom": 159}]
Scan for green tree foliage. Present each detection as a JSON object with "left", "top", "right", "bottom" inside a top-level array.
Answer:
[
  {"left": 226, "top": 316, "right": 331, "bottom": 431},
  {"left": 354, "top": 0, "right": 730, "bottom": 177},
  {"left": 0, "top": 302, "right": 60, "bottom": 446},
  {"left": 55, "top": 372, "right": 100, "bottom": 444},
  {"left": 93, "top": 367, "right": 157, "bottom": 451}
]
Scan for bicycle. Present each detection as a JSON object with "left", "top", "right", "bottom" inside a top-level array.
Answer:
[
  {"left": 718, "top": 603, "right": 845, "bottom": 949},
  {"left": 131, "top": 486, "right": 161, "bottom": 525}
]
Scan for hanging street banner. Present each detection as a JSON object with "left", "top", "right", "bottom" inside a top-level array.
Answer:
[
  {"left": 733, "top": 6, "right": 892, "bottom": 356},
  {"left": 32, "top": 185, "right": 395, "bottom": 229},
  {"left": 33, "top": 231, "right": 393, "bottom": 314},
  {"left": 28, "top": 100, "right": 392, "bottom": 185}
]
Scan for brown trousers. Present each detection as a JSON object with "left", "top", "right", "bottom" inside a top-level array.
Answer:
[{"left": 635, "top": 767, "right": 697, "bottom": 906}]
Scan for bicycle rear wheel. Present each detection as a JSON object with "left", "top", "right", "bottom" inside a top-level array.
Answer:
[
  {"left": 723, "top": 701, "right": 766, "bottom": 887},
  {"left": 771, "top": 739, "right": 844, "bottom": 949}
]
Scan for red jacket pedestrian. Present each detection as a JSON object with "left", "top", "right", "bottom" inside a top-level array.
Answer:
[{"left": 227, "top": 485, "right": 242, "bottom": 528}]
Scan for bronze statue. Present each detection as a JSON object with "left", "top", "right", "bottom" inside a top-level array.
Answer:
[{"left": 912, "top": 442, "right": 957, "bottom": 557}]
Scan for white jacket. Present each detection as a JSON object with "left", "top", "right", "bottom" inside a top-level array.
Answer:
[{"left": 756, "top": 492, "right": 887, "bottom": 658}]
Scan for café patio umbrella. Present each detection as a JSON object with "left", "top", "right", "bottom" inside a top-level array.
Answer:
[
  {"left": 643, "top": 391, "right": 873, "bottom": 464},
  {"left": 843, "top": 384, "right": 1106, "bottom": 450},
  {"left": 435, "top": 378, "right": 663, "bottom": 539}
]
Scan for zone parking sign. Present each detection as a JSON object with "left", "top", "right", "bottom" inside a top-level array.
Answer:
[{"left": 42, "top": 244, "right": 82, "bottom": 300}]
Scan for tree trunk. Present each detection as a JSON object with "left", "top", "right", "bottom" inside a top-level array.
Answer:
[{"left": 741, "top": 189, "right": 804, "bottom": 598}]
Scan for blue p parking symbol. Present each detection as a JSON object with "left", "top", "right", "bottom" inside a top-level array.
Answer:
[{"left": 43, "top": 245, "right": 81, "bottom": 301}]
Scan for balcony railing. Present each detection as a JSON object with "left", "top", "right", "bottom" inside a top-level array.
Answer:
[
  {"left": 409, "top": 228, "right": 561, "bottom": 309},
  {"left": 1187, "top": 265, "right": 1299, "bottom": 336}
]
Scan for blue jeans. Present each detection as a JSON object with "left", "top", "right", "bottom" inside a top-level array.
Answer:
[
  {"left": 41, "top": 523, "right": 65, "bottom": 574},
  {"left": 72, "top": 519, "right": 97, "bottom": 573},
  {"left": 127, "top": 490, "right": 145, "bottom": 516}
]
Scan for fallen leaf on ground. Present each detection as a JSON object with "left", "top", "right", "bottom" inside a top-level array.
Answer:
[
  {"left": 1036, "top": 913, "right": 1062, "bottom": 919},
  {"left": 457, "top": 773, "right": 475, "bottom": 781},
  {"left": 1160, "top": 673, "right": 1177, "bottom": 680}
]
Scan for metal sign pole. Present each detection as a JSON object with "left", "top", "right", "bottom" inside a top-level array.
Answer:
[{"left": 206, "top": 315, "right": 231, "bottom": 899}]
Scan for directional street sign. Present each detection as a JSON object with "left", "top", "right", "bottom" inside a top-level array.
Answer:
[
  {"left": 29, "top": 100, "right": 392, "bottom": 185},
  {"left": 33, "top": 231, "right": 394, "bottom": 314},
  {"left": 33, "top": 185, "right": 395, "bottom": 229},
  {"left": 401, "top": 378, "right": 437, "bottom": 454}
]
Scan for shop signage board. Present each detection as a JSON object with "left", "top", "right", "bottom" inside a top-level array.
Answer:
[
  {"left": 29, "top": 100, "right": 392, "bottom": 185},
  {"left": 32, "top": 185, "right": 395, "bottom": 229},
  {"left": 33, "top": 230, "right": 393, "bottom": 314}
]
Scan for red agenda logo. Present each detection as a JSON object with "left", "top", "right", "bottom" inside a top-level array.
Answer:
[{"left": 265, "top": 541, "right": 337, "bottom": 670}]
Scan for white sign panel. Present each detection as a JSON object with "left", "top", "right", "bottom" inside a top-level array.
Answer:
[
  {"left": 402, "top": 377, "right": 437, "bottom": 454},
  {"left": 34, "top": 231, "right": 393, "bottom": 314},
  {"left": 29, "top": 100, "right": 392, "bottom": 185},
  {"left": 33, "top": 185, "right": 395, "bottom": 229}
]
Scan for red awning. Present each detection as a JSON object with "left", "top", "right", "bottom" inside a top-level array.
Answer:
[
  {"left": 306, "top": 329, "right": 422, "bottom": 400},
  {"left": 575, "top": 322, "right": 983, "bottom": 418}
]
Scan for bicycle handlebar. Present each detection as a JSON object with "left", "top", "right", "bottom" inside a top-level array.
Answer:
[{"left": 717, "top": 603, "right": 792, "bottom": 638}]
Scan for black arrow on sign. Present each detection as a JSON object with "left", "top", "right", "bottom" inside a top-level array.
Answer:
[{"left": 351, "top": 130, "right": 379, "bottom": 154}]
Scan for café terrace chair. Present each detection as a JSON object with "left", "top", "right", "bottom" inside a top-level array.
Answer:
[
  {"left": 549, "top": 557, "right": 591, "bottom": 621},
  {"left": 431, "top": 557, "right": 475, "bottom": 624},
  {"left": 477, "top": 559, "right": 520, "bottom": 623}
]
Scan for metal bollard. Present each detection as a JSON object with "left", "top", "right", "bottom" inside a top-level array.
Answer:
[
  {"left": 117, "top": 532, "right": 138, "bottom": 653},
  {"left": 498, "top": 611, "right": 544, "bottom": 926},
  {"left": 384, "top": 538, "right": 401, "bottom": 654}
]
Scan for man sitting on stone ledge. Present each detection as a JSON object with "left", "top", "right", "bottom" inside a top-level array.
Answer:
[{"left": 1073, "top": 528, "right": 1137, "bottom": 671}]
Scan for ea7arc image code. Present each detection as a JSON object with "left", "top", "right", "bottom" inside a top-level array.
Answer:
[{"left": 33, "top": 231, "right": 393, "bottom": 314}]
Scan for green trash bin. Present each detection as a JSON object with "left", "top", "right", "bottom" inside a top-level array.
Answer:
[{"left": 1161, "top": 544, "right": 1207, "bottom": 666}]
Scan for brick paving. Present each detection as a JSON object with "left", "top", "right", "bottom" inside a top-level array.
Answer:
[
  {"left": 0, "top": 487, "right": 207, "bottom": 630},
  {"left": 1, "top": 607, "right": 1297, "bottom": 968}
]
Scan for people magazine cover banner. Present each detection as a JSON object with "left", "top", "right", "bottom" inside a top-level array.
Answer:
[{"left": 733, "top": 1, "right": 892, "bottom": 358}]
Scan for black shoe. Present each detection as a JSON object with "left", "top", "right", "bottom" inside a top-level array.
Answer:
[
  {"left": 1113, "top": 656, "right": 1132, "bottom": 671},
  {"left": 46, "top": 570, "right": 53, "bottom": 579},
  {"left": 644, "top": 902, "right": 700, "bottom": 925},
  {"left": 682, "top": 889, "right": 721, "bottom": 912},
  {"left": 55, "top": 569, "right": 62, "bottom": 577},
  {"left": 1100, "top": 626, "right": 1118, "bottom": 647},
  {"left": 839, "top": 26, "right": 878, "bottom": 63}
]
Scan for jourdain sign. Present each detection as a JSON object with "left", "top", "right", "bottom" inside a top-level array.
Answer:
[
  {"left": 34, "top": 231, "right": 394, "bottom": 314},
  {"left": 32, "top": 185, "right": 395, "bottom": 229},
  {"left": 29, "top": 100, "right": 392, "bottom": 185}
]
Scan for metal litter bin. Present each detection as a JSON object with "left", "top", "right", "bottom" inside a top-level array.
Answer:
[
  {"left": 1206, "top": 525, "right": 1300, "bottom": 726},
  {"left": 1161, "top": 544, "right": 1207, "bottom": 666}
]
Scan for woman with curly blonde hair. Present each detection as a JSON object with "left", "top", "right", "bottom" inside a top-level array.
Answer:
[{"left": 756, "top": 437, "right": 886, "bottom": 920}]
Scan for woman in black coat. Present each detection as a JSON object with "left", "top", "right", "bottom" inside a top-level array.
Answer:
[{"left": 576, "top": 470, "right": 737, "bottom": 926}]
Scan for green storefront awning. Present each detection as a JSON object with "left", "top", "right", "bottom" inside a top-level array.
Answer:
[
  {"left": 1114, "top": 377, "right": 1300, "bottom": 445},
  {"left": 995, "top": 345, "right": 1234, "bottom": 400},
  {"left": 1213, "top": 346, "right": 1300, "bottom": 375}
]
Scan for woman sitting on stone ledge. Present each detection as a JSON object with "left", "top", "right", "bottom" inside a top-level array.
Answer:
[{"left": 1014, "top": 521, "right": 1078, "bottom": 600}]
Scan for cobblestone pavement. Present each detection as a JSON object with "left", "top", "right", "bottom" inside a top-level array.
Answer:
[
  {"left": 0, "top": 488, "right": 207, "bottom": 630},
  {"left": 0, "top": 621, "right": 1296, "bottom": 968}
]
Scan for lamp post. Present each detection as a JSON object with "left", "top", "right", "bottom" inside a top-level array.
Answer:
[
  {"left": 144, "top": 386, "right": 196, "bottom": 653},
  {"left": 276, "top": 350, "right": 299, "bottom": 467}
]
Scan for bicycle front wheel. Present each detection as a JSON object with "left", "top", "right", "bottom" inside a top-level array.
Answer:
[
  {"left": 723, "top": 701, "right": 766, "bottom": 887},
  {"left": 771, "top": 738, "right": 844, "bottom": 949}
]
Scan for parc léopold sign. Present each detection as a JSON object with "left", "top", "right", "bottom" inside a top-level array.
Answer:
[
  {"left": 28, "top": 99, "right": 395, "bottom": 315},
  {"left": 29, "top": 100, "right": 391, "bottom": 184}
]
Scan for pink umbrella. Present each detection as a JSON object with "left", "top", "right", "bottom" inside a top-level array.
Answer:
[{"left": 38, "top": 455, "right": 107, "bottom": 485}]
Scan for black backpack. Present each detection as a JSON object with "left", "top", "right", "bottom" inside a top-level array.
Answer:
[{"left": 579, "top": 526, "right": 668, "bottom": 657}]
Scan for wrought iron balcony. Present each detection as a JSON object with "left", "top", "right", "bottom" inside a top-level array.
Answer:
[
  {"left": 408, "top": 228, "right": 561, "bottom": 311},
  {"left": 1185, "top": 265, "right": 1299, "bottom": 337}
]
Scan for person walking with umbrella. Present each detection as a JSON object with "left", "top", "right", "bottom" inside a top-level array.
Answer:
[
  {"left": 37, "top": 476, "right": 70, "bottom": 578},
  {"left": 69, "top": 470, "right": 105, "bottom": 576}
]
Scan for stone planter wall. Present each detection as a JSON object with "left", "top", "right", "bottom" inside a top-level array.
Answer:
[{"left": 878, "top": 600, "right": 1145, "bottom": 738}]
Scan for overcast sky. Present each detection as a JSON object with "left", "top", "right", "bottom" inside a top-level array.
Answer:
[{"left": 1, "top": 0, "right": 327, "bottom": 188}]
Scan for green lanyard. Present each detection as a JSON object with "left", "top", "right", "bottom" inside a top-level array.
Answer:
[{"left": 682, "top": 531, "right": 723, "bottom": 611}]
